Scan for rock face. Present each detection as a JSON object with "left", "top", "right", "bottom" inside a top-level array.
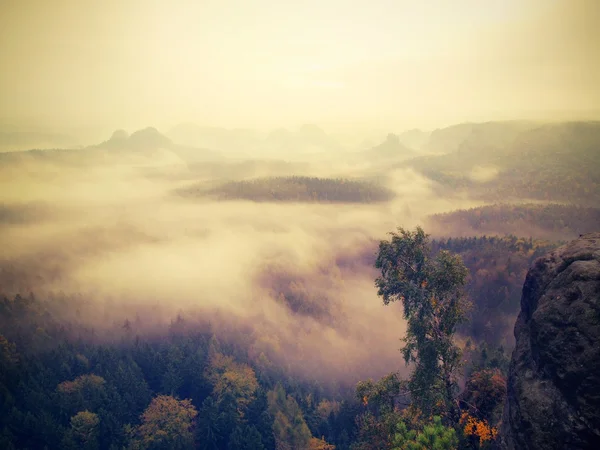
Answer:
[{"left": 501, "top": 233, "right": 600, "bottom": 449}]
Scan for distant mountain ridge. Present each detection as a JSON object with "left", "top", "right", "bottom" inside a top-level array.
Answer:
[
  {"left": 402, "top": 121, "right": 600, "bottom": 205},
  {"left": 0, "top": 126, "right": 221, "bottom": 166},
  {"left": 0, "top": 131, "right": 79, "bottom": 152},
  {"left": 95, "top": 127, "right": 172, "bottom": 151},
  {"left": 364, "top": 133, "right": 414, "bottom": 161}
]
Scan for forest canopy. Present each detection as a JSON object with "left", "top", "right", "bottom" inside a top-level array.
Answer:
[{"left": 179, "top": 176, "right": 396, "bottom": 203}]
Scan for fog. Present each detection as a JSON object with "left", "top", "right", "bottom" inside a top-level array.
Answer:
[
  {"left": 1, "top": 0, "right": 598, "bottom": 385},
  {"left": 0, "top": 141, "right": 488, "bottom": 383},
  {"left": 1, "top": 0, "right": 599, "bottom": 140}
]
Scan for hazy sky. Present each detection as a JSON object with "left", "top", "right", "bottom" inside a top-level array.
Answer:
[{"left": 1, "top": 0, "right": 599, "bottom": 133}]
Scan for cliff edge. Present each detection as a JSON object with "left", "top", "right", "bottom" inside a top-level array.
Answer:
[{"left": 501, "top": 232, "right": 600, "bottom": 449}]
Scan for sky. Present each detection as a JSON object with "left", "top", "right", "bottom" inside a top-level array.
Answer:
[{"left": 1, "top": 0, "right": 599, "bottom": 135}]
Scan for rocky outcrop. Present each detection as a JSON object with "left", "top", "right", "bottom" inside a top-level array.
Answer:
[{"left": 501, "top": 233, "right": 600, "bottom": 449}]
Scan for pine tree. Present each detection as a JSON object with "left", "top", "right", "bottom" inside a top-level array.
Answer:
[{"left": 227, "top": 424, "right": 265, "bottom": 450}]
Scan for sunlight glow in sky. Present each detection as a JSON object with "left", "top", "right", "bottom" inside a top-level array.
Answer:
[{"left": 1, "top": 0, "right": 598, "bottom": 133}]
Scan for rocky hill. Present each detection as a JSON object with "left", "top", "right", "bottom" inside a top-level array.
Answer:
[{"left": 501, "top": 233, "right": 600, "bottom": 449}]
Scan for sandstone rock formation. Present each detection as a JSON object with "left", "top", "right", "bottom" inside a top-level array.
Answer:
[{"left": 501, "top": 232, "right": 600, "bottom": 449}]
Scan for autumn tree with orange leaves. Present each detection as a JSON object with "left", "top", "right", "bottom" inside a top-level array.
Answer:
[
  {"left": 130, "top": 395, "right": 197, "bottom": 450},
  {"left": 460, "top": 412, "right": 498, "bottom": 448},
  {"left": 460, "top": 368, "right": 507, "bottom": 424}
]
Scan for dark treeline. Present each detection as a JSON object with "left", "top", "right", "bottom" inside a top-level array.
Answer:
[
  {"left": 427, "top": 203, "right": 600, "bottom": 241},
  {"left": 0, "top": 294, "right": 354, "bottom": 450},
  {"left": 181, "top": 176, "right": 395, "bottom": 203},
  {"left": 431, "top": 235, "right": 559, "bottom": 345},
  {"left": 405, "top": 122, "right": 600, "bottom": 205}
]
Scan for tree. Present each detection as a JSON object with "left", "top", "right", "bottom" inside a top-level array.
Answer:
[
  {"left": 268, "top": 384, "right": 312, "bottom": 450},
  {"left": 375, "top": 227, "right": 469, "bottom": 422},
  {"left": 68, "top": 411, "right": 100, "bottom": 450},
  {"left": 356, "top": 372, "right": 404, "bottom": 416},
  {"left": 57, "top": 374, "right": 108, "bottom": 417},
  {"left": 134, "top": 395, "right": 197, "bottom": 450},
  {"left": 459, "top": 412, "right": 498, "bottom": 448},
  {"left": 216, "top": 392, "right": 240, "bottom": 448},
  {"left": 354, "top": 373, "right": 405, "bottom": 448},
  {"left": 392, "top": 416, "right": 458, "bottom": 450},
  {"left": 460, "top": 369, "right": 506, "bottom": 424},
  {"left": 196, "top": 397, "right": 221, "bottom": 450},
  {"left": 309, "top": 436, "right": 336, "bottom": 449},
  {"left": 227, "top": 424, "right": 265, "bottom": 450},
  {"left": 205, "top": 352, "right": 259, "bottom": 413},
  {"left": 246, "top": 389, "right": 276, "bottom": 450}
]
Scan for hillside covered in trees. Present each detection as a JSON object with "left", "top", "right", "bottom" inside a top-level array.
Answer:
[
  {"left": 403, "top": 122, "right": 600, "bottom": 205},
  {"left": 0, "top": 294, "right": 349, "bottom": 450},
  {"left": 180, "top": 176, "right": 395, "bottom": 203},
  {"left": 426, "top": 203, "right": 600, "bottom": 241},
  {"left": 3, "top": 0, "right": 600, "bottom": 442},
  {"left": 431, "top": 235, "right": 559, "bottom": 345},
  {"left": 0, "top": 227, "right": 557, "bottom": 449},
  {"left": 1, "top": 119, "right": 597, "bottom": 449}
]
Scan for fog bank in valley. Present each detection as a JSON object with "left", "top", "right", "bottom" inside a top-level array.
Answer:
[{"left": 0, "top": 145, "right": 484, "bottom": 383}]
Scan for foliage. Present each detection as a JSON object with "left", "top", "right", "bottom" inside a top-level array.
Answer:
[
  {"left": 356, "top": 372, "right": 405, "bottom": 416},
  {"left": 205, "top": 352, "right": 259, "bottom": 413},
  {"left": 430, "top": 235, "right": 558, "bottom": 345},
  {"left": 316, "top": 399, "right": 341, "bottom": 421},
  {"left": 0, "top": 292, "right": 363, "bottom": 449},
  {"left": 133, "top": 395, "right": 197, "bottom": 450},
  {"left": 375, "top": 226, "right": 470, "bottom": 421},
  {"left": 227, "top": 424, "right": 265, "bottom": 450},
  {"left": 351, "top": 411, "right": 397, "bottom": 450},
  {"left": 67, "top": 411, "right": 100, "bottom": 450},
  {"left": 268, "top": 384, "right": 313, "bottom": 450},
  {"left": 427, "top": 203, "right": 600, "bottom": 241},
  {"left": 196, "top": 396, "right": 221, "bottom": 450},
  {"left": 406, "top": 122, "right": 600, "bottom": 205},
  {"left": 0, "top": 334, "right": 19, "bottom": 365},
  {"left": 463, "top": 341, "right": 510, "bottom": 381},
  {"left": 392, "top": 416, "right": 458, "bottom": 450},
  {"left": 0, "top": 225, "right": 540, "bottom": 450},
  {"left": 460, "top": 369, "right": 506, "bottom": 425},
  {"left": 58, "top": 374, "right": 106, "bottom": 394},
  {"left": 310, "top": 436, "right": 337, "bottom": 449},
  {"left": 182, "top": 176, "right": 395, "bottom": 203},
  {"left": 459, "top": 412, "right": 498, "bottom": 447}
]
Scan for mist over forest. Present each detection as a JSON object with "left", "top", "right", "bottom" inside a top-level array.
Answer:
[
  {"left": 2, "top": 118, "right": 598, "bottom": 447},
  {"left": 1, "top": 0, "right": 599, "bottom": 448},
  {"left": 0, "top": 124, "right": 483, "bottom": 381}
]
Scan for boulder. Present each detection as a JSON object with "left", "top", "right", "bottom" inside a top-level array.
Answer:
[{"left": 501, "top": 233, "right": 600, "bottom": 449}]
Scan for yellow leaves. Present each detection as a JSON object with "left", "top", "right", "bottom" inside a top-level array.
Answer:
[
  {"left": 206, "top": 352, "right": 258, "bottom": 410},
  {"left": 57, "top": 374, "right": 105, "bottom": 394},
  {"left": 71, "top": 410, "right": 99, "bottom": 428},
  {"left": 0, "top": 334, "right": 19, "bottom": 365},
  {"left": 317, "top": 399, "right": 341, "bottom": 420},
  {"left": 268, "top": 385, "right": 313, "bottom": 450},
  {"left": 400, "top": 405, "right": 424, "bottom": 429},
  {"left": 309, "top": 436, "right": 336, "bottom": 449},
  {"left": 137, "top": 395, "right": 197, "bottom": 449},
  {"left": 421, "top": 280, "right": 428, "bottom": 289},
  {"left": 70, "top": 410, "right": 100, "bottom": 444},
  {"left": 460, "top": 412, "right": 498, "bottom": 445},
  {"left": 362, "top": 395, "right": 369, "bottom": 406},
  {"left": 431, "top": 296, "right": 438, "bottom": 309}
]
